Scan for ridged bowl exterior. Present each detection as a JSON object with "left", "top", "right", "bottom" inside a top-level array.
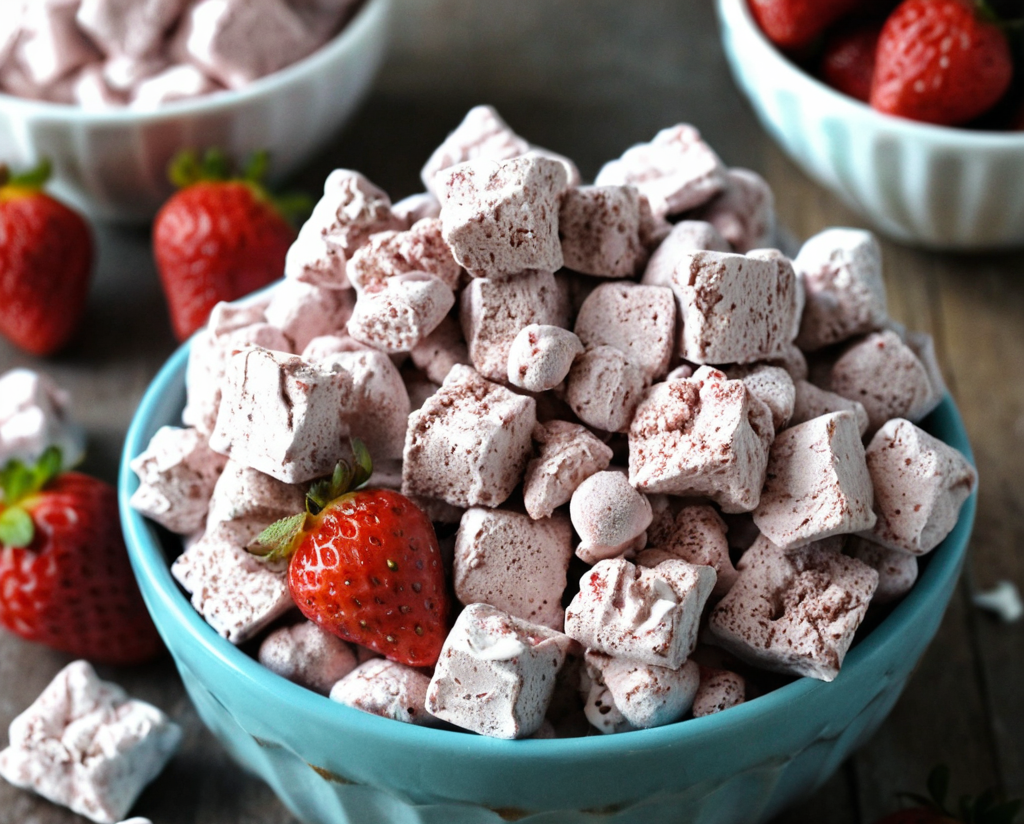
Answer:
[
  {"left": 716, "top": 0, "right": 1024, "bottom": 250},
  {"left": 0, "top": 0, "right": 390, "bottom": 223},
  {"left": 119, "top": 340, "right": 977, "bottom": 824}
]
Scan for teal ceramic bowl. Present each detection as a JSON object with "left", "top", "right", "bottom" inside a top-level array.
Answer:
[{"left": 119, "top": 341, "right": 977, "bottom": 824}]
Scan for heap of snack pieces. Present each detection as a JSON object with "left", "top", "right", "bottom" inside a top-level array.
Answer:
[
  {"left": 130, "top": 105, "right": 977, "bottom": 740},
  {"left": 0, "top": 0, "right": 361, "bottom": 110}
]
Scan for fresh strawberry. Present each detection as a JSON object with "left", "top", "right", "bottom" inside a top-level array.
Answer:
[
  {"left": 872, "top": 765, "right": 1022, "bottom": 824},
  {"left": 0, "top": 448, "right": 162, "bottom": 665},
  {"left": 748, "top": 0, "right": 860, "bottom": 49},
  {"left": 0, "top": 160, "right": 93, "bottom": 356},
  {"left": 153, "top": 150, "right": 304, "bottom": 342},
  {"left": 249, "top": 442, "right": 450, "bottom": 668},
  {"left": 871, "top": 0, "right": 1014, "bottom": 126},
  {"left": 822, "top": 22, "right": 883, "bottom": 103}
]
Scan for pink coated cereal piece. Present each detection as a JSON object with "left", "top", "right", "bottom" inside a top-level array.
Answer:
[
  {"left": 72, "top": 64, "right": 125, "bottom": 109},
  {"left": 426, "top": 603, "right": 574, "bottom": 739},
  {"left": 0, "top": 661, "right": 181, "bottom": 824},
  {"left": 727, "top": 364, "right": 795, "bottom": 433},
  {"left": 753, "top": 411, "right": 876, "bottom": 550},
  {"left": 594, "top": 124, "right": 727, "bottom": 218},
  {"left": 692, "top": 666, "right": 746, "bottom": 717},
  {"left": 76, "top": 0, "right": 185, "bottom": 58},
  {"left": 847, "top": 536, "right": 918, "bottom": 604},
  {"left": 707, "top": 535, "right": 878, "bottom": 681},
  {"left": 129, "top": 62, "right": 219, "bottom": 109},
  {"left": 905, "top": 330, "right": 947, "bottom": 419},
  {"left": 691, "top": 168, "right": 775, "bottom": 254},
  {"left": 330, "top": 659, "right": 436, "bottom": 726},
  {"left": 794, "top": 228, "right": 887, "bottom": 351},
  {"left": 402, "top": 365, "right": 536, "bottom": 508},
  {"left": 675, "top": 250, "right": 800, "bottom": 365},
  {"left": 420, "top": 105, "right": 531, "bottom": 195},
  {"left": 570, "top": 470, "right": 652, "bottom": 564},
  {"left": 346, "top": 273, "right": 455, "bottom": 353},
  {"left": 438, "top": 154, "right": 567, "bottom": 278},
  {"left": 129, "top": 426, "right": 226, "bottom": 535},
  {"left": 506, "top": 324, "right": 583, "bottom": 392},
  {"left": 103, "top": 52, "right": 167, "bottom": 92},
  {"left": 347, "top": 218, "right": 461, "bottom": 293},
  {"left": 460, "top": 268, "right": 568, "bottom": 382},
  {"left": 565, "top": 346, "right": 647, "bottom": 434},
  {"left": 749, "top": 248, "right": 804, "bottom": 342},
  {"left": 574, "top": 282, "right": 676, "bottom": 383},
  {"left": 565, "top": 556, "right": 716, "bottom": 669},
  {"left": 258, "top": 621, "right": 357, "bottom": 695},
  {"left": 204, "top": 460, "right": 305, "bottom": 544},
  {"left": 640, "top": 220, "right": 730, "bottom": 289},
  {"left": 264, "top": 279, "right": 355, "bottom": 352},
  {"left": 209, "top": 347, "right": 353, "bottom": 484},
  {"left": 861, "top": 418, "right": 976, "bottom": 556},
  {"left": 829, "top": 331, "right": 934, "bottom": 435},
  {"left": 454, "top": 508, "right": 574, "bottom": 630},
  {"left": 19, "top": 0, "right": 99, "bottom": 86},
  {"left": 408, "top": 315, "right": 470, "bottom": 384},
  {"left": 523, "top": 420, "right": 613, "bottom": 520},
  {"left": 648, "top": 504, "right": 738, "bottom": 598},
  {"left": 790, "top": 379, "right": 869, "bottom": 436},
  {"left": 558, "top": 185, "right": 647, "bottom": 278},
  {"left": 391, "top": 192, "right": 441, "bottom": 226},
  {"left": 628, "top": 367, "right": 773, "bottom": 513},
  {"left": 583, "top": 651, "right": 699, "bottom": 734},
  {"left": 0, "top": 368, "right": 85, "bottom": 469},
  {"left": 283, "top": 217, "right": 349, "bottom": 290}
]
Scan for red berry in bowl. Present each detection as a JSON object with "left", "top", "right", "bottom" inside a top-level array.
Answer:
[
  {"left": 821, "top": 23, "right": 883, "bottom": 103},
  {"left": 748, "top": 0, "right": 860, "bottom": 49}
]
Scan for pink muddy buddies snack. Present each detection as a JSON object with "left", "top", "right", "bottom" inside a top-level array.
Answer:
[
  {"left": 283, "top": 217, "right": 349, "bottom": 291},
  {"left": 425, "top": 603, "right": 574, "bottom": 739},
  {"left": 565, "top": 346, "right": 647, "bottom": 433},
  {"left": 692, "top": 666, "right": 746, "bottom": 718},
  {"left": 460, "top": 268, "right": 567, "bottom": 381},
  {"left": 402, "top": 365, "right": 536, "bottom": 508},
  {"left": 830, "top": 330, "right": 934, "bottom": 435},
  {"left": 330, "top": 659, "right": 436, "bottom": 726},
  {"left": 131, "top": 61, "right": 215, "bottom": 110},
  {"left": 522, "top": 420, "right": 613, "bottom": 520},
  {"left": 790, "top": 379, "right": 869, "bottom": 436},
  {"left": 559, "top": 185, "right": 647, "bottom": 278},
  {"left": 76, "top": 0, "right": 185, "bottom": 58},
  {"left": 258, "top": 621, "right": 357, "bottom": 695},
  {"left": 574, "top": 282, "right": 676, "bottom": 382},
  {"left": 409, "top": 315, "right": 470, "bottom": 384},
  {"left": 648, "top": 504, "right": 738, "bottom": 598},
  {"left": 103, "top": 52, "right": 167, "bottom": 91},
  {"left": 691, "top": 168, "right": 775, "bottom": 254},
  {"left": 674, "top": 250, "right": 800, "bottom": 365},
  {"left": 209, "top": 347, "right": 353, "bottom": 484},
  {"left": 582, "top": 651, "right": 699, "bottom": 734},
  {"left": 753, "top": 411, "right": 875, "bottom": 550},
  {"left": 594, "top": 124, "right": 727, "bottom": 218},
  {"left": 346, "top": 273, "right": 455, "bottom": 354},
  {"left": 640, "top": 220, "right": 730, "bottom": 289},
  {"left": 506, "top": 324, "right": 583, "bottom": 392},
  {"left": 769, "top": 342, "right": 810, "bottom": 383},
  {"left": 628, "top": 367, "right": 773, "bottom": 513},
  {"left": 0, "top": 661, "right": 181, "bottom": 824},
  {"left": 794, "top": 228, "right": 887, "bottom": 351},
  {"left": 453, "top": 508, "right": 574, "bottom": 630},
  {"left": 565, "top": 556, "right": 716, "bottom": 669},
  {"left": 0, "top": 368, "right": 85, "bottom": 468},
  {"left": 204, "top": 460, "right": 305, "bottom": 541},
  {"left": 707, "top": 535, "right": 878, "bottom": 681},
  {"left": 438, "top": 154, "right": 567, "bottom": 278},
  {"left": 129, "top": 425, "right": 226, "bottom": 535},
  {"left": 861, "top": 418, "right": 976, "bottom": 555},
  {"left": 570, "top": 470, "right": 653, "bottom": 564},
  {"left": 347, "top": 218, "right": 462, "bottom": 293},
  {"left": 391, "top": 192, "right": 441, "bottom": 226},
  {"left": 847, "top": 536, "right": 918, "bottom": 604},
  {"left": 728, "top": 364, "right": 795, "bottom": 433},
  {"left": 19, "top": 1, "right": 99, "bottom": 87},
  {"left": 264, "top": 280, "right": 355, "bottom": 352},
  {"left": 72, "top": 64, "right": 125, "bottom": 109}
]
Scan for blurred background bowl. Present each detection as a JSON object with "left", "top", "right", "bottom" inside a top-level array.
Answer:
[
  {"left": 0, "top": 0, "right": 391, "bottom": 224},
  {"left": 716, "top": 0, "right": 1024, "bottom": 251},
  {"left": 118, "top": 332, "right": 978, "bottom": 824}
]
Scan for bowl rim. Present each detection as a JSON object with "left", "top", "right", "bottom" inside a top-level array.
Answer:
[
  {"left": 0, "top": 0, "right": 387, "bottom": 124},
  {"left": 119, "top": 335, "right": 977, "bottom": 759},
  {"left": 717, "top": 0, "right": 1024, "bottom": 147}
]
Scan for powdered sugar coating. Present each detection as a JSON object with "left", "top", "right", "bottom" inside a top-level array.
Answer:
[
  {"left": 303, "top": 169, "right": 404, "bottom": 262},
  {"left": 258, "top": 621, "right": 358, "bottom": 695},
  {"left": 692, "top": 666, "right": 746, "bottom": 717},
  {"left": 130, "top": 64, "right": 216, "bottom": 110},
  {"left": 559, "top": 185, "right": 646, "bottom": 278},
  {"left": 18, "top": 2, "right": 99, "bottom": 87},
  {"left": 330, "top": 659, "right": 436, "bottom": 726},
  {"left": 583, "top": 651, "right": 699, "bottom": 734},
  {"left": 347, "top": 218, "right": 462, "bottom": 293},
  {"left": 691, "top": 168, "right": 775, "bottom": 254},
  {"left": 565, "top": 346, "right": 647, "bottom": 434},
  {"left": 264, "top": 280, "right": 355, "bottom": 353},
  {"left": 728, "top": 364, "right": 795, "bottom": 433},
  {"left": 570, "top": 470, "right": 653, "bottom": 564},
  {"left": 76, "top": 0, "right": 185, "bottom": 58},
  {"left": 790, "top": 379, "right": 869, "bottom": 436},
  {"left": 641, "top": 220, "right": 731, "bottom": 289},
  {"left": 506, "top": 324, "right": 583, "bottom": 392},
  {"left": 523, "top": 421, "right": 614, "bottom": 520},
  {"left": 204, "top": 459, "right": 305, "bottom": 542},
  {"left": 409, "top": 315, "right": 470, "bottom": 384},
  {"left": 346, "top": 273, "right": 455, "bottom": 354},
  {"left": 847, "top": 536, "right": 918, "bottom": 604},
  {"left": 648, "top": 504, "right": 738, "bottom": 598}
]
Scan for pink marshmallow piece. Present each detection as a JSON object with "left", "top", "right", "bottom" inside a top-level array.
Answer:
[
  {"left": 691, "top": 168, "right": 775, "bottom": 254},
  {"left": 258, "top": 621, "right": 357, "bottom": 695},
  {"left": 330, "top": 659, "right": 436, "bottom": 726},
  {"left": 847, "top": 536, "right": 918, "bottom": 604},
  {"left": 565, "top": 346, "right": 647, "bottom": 434},
  {"left": 71, "top": 64, "right": 126, "bottom": 109},
  {"left": 391, "top": 192, "right": 441, "bottom": 226},
  {"left": 692, "top": 666, "right": 746, "bottom": 718},
  {"left": 204, "top": 459, "right": 306, "bottom": 541},
  {"left": 790, "top": 379, "right": 869, "bottom": 436},
  {"left": 129, "top": 62, "right": 218, "bottom": 109},
  {"left": 103, "top": 52, "right": 167, "bottom": 91},
  {"left": 570, "top": 470, "right": 653, "bottom": 564},
  {"left": 506, "top": 324, "right": 583, "bottom": 393},
  {"left": 727, "top": 364, "right": 795, "bottom": 433},
  {"left": 559, "top": 185, "right": 647, "bottom": 278},
  {"left": 347, "top": 218, "right": 462, "bottom": 293},
  {"left": 346, "top": 273, "right": 455, "bottom": 353},
  {"left": 640, "top": 220, "right": 730, "bottom": 289},
  {"left": 408, "top": 314, "right": 470, "bottom": 384},
  {"left": 76, "top": 0, "right": 185, "bottom": 58},
  {"left": 648, "top": 504, "right": 738, "bottom": 598},
  {"left": 523, "top": 420, "right": 613, "bottom": 520},
  {"left": 264, "top": 280, "right": 355, "bottom": 352},
  {"left": 583, "top": 651, "right": 699, "bottom": 734}
]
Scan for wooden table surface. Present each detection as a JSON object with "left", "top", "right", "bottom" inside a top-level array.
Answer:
[{"left": 1, "top": 2, "right": 1022, "bottom": 822}]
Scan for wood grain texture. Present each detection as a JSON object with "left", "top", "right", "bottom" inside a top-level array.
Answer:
[{"left": 1, "top": 1, "right": 1020, "bottom": 822}]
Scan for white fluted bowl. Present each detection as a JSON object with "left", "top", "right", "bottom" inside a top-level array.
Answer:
[
  {"left": 0, "top": 0, "right": 390, "bottom": 224},
  {"left": 717, "top": 0, "right": 1024, "bottom": 250}
]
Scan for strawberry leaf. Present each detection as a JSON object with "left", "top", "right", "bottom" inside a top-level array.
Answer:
[
  {"left": 168, "top": 150, "right": 203, "bottom": 188},
  {"left": 0, "top": 506, "right": 34, "bottom": 548},
  {"left": 6, "top": 159, "right": 52, "bottom": 190},
  {"left": 0, "top": 447, "right": 63, "bottom": 506},
  {"left": 351, "top": 437, "right": 373, "bottom": 489},
  {"left": 243, "top": 150, "right": 270, "bottom": 183},
  {"left": 247, "top": 512, "right": 307, "bottom": 561}
]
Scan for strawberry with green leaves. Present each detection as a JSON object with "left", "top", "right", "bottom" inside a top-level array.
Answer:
[
  {"left": 874, "top": 765, "right": 1022, "bottom": 824},
  {"left": 0, "top": 448, "right": 163, "bottom": 665},
  {"left": 249, "top": 441, "right": 450, "bottom": 668}
]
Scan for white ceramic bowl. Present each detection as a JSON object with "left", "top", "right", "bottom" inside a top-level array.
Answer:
[
  {"left": 716, "top": 0, "right": 1024, "bottom": 250},
  {"left": 0, "top": 0, "right": 391, "bottom": 224}
]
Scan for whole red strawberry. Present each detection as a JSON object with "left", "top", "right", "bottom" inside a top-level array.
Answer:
[
  {"left": 0, "top": 448, "right": 162, "bottom": 665},
  {"left": 153, "top": 150, "right": 301, "bottom": 341},
  {"left": 822, "top": 23, "right": 883, "bottom": 103},
  {"left": 0, "top": 161, "right": 93, "bottom": 356},
  {"left": 748, "top": 0, "right": 860, "bottom": 49},
  {"left": 871, "top": 0, "right": 1014, "bottom": 126},
  {"left": 872, "top": 765, "right": 1022, "bottom": 824},
  {"left": 249, "top": 444, "right": 450, "bottom": 668}
]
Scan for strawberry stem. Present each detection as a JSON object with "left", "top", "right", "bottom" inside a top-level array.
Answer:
[
  {"left": 0, "top": 159, "right": 53, "bottom": 191},
  {"left": 1, "top": 447, "right": 62, "bottom": 506}
]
